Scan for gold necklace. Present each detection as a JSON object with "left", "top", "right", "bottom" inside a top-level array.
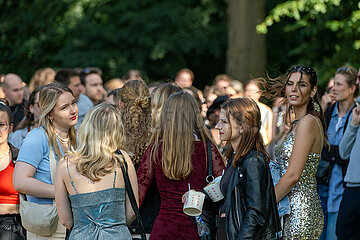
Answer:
[{"left": 55, "top": 131, "right": 69, "bottom": 144}]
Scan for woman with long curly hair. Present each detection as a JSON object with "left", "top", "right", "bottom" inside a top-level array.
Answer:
[{"left": 119, "top": 80, "right": 151, "bottom": 169}]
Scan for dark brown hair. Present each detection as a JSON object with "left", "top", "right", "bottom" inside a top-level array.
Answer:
[{"left": 257, "top": 65, "right": 326, "bottom": 139}]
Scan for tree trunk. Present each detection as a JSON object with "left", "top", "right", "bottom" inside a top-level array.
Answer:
[{"left": 226, "top": 0, "right": 266, "bottom": 84}]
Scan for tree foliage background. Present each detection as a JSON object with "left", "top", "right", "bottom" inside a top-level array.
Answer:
[
  {"left": 261, "top": 0, "right": 360, "bottom": 89},
  {"left": 0, "top": 0, "right": 227, "bottom": 88},
  {"left": 1, "top": 0, "right": 359, "bottom": 90}
]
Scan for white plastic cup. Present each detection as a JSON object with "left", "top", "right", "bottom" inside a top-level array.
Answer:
[
  {"left": 183, "top": 190, "right": 205, "bottom": 216},
  {"left": 203, "top": 175, "right": 224, "bottom": 202}
]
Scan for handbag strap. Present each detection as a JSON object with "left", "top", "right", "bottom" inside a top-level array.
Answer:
[
  {"left": 115, "top": 150, "right": 147, "bottom": 240},
  {"left": 205, "top": 141, "right": 214, "bottom": 183},
  {"left": 49, "top": 144, "right": 56, "bottom": 184},
  {"left": 19, "top": 144, "right": 57, "bottom": 202}
]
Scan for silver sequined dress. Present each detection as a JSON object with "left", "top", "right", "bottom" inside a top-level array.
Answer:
[{"left": 275, "top": 128, "right": 324, "bottom": 239}]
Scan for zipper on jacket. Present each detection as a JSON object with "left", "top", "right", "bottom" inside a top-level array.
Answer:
[{"left": 234, "top": 185, "right": 241, "bottom": 230}]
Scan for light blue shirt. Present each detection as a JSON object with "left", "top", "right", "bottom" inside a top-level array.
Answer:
[
  {"left": 9, "top": 126, "right": 33, "bottom": 149},
  {"left": 326, "top": 102, "right": 352, "bottom": 212},
  {"left": 17, "top": 127, "right": 64, "bottom": 204},
  {"left": 269, "top": 161, "right": 290, "bottom": 217},
  {"left": 76, "top": 94, "right": 93, "bottom": 129},
  {"left": 340, "top": 97, "right": 360, "bottom": 186}
]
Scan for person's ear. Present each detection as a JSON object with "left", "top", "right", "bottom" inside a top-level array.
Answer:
[
  {"left": 29, "top": 104, "right": 34, "bottom": 114},
  {"left": 311, "top": 86, "right": 318, "bottom": 98},
  {"left": 8, "top": 123, "right": 13, "bottom": 133},
  {"left": 239, "top": 125, "right": 244, "bottom": 134},
  {"left": 49, "top": 114, "right": 54, "bottom": 123},
  {"left": 119, "top": 100, "right": 124, "bottom": 110},
  {"left": 350, "top": 85, "right": 356, "bottom": 96}
]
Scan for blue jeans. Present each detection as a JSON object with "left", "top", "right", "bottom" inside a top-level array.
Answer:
[{"left": 318, "top": 184, "right": 338, "bottom": 240}]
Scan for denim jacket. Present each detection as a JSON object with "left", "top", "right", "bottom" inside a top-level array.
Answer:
[{"left": 269, "top": 161, "right": 290, "bottom": 217}]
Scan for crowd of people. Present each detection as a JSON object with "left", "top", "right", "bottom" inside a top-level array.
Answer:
[{"left": 0, "top": 65, "right": 359, "bottom": 240}]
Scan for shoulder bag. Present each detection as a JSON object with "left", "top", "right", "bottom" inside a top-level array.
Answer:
[
  {"left": 116, "top": 150, "right": 147, "bottom": 240},
  {"left": 19, "top": 144, "right": 59, "bottom": 236}
]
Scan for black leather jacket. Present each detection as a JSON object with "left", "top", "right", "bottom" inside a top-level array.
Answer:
[
  {"left": 222, "top": 150, "right": 281, "bottom": 240},
  {"left": 9, "top": 142, "right": 19, "bottom": 164}
]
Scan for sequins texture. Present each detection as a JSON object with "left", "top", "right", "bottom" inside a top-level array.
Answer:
[{"left": 275, "top": 130, "right": 324, "bottom": 239}]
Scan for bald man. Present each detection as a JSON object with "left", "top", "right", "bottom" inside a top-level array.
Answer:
[{"left": 2, "top": 73, "right": 26, "bottom": 129}]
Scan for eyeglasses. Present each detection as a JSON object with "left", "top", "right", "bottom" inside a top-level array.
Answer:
[
  {"left": 336, "top": 67, "right": 349, "bottom": 73},
  {"left": 336, "top": 67, "right": 357, "bottom": 80}
]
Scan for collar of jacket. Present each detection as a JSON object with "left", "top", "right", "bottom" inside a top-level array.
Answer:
[{"left": 9, "top": 142, "right": 19, "bottom": 164}]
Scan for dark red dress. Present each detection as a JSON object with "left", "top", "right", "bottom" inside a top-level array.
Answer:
[{"left": 137, "top": 141, "right": 225, "bottom": 240}]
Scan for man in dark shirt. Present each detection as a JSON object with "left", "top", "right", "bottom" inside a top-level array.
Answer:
[{"left": 2, "top": 73, "right": 26, "bottom": 130}]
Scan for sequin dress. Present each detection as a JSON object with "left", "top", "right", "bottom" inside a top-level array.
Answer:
[{"left": 275, "top": 128, "right": 324, "bottom": 239}]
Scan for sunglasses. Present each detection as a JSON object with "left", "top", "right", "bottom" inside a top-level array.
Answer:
[{"left": 336, "top": 67, "right": 349, "bottom": 73}]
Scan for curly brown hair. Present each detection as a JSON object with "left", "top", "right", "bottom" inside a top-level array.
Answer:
[{"left": 120, "top": 80, "right": 151, "bottom": 166}]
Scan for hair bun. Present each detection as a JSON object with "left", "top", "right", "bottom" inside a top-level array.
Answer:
[{"left": 134, "top": 96, "right": 150, "bottom": 109}]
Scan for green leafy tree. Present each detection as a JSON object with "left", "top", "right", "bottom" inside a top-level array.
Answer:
[
  {"left": 258, "top": 0, "right": 360, "bottom": 88},
  {"left": 0, "top": 0, "right": 227, "bottom": 89},
  {"left": 0, "top": 0, "right": 74, "bottom": 81}
]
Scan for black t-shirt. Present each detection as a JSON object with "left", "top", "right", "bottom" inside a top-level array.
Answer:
[{"left": 10, "top": 100, "right": 27, "bottom": 130}]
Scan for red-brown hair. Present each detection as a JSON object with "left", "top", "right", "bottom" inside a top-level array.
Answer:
[{"left": 221, "top": 97, "right": 270, "bottom": 166}]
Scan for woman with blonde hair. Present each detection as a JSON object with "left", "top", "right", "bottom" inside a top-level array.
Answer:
[
  {"left": 119, "top": 80, "right": 151, "bottom": 168},
  {"left": 28, "top": 67, "right": 56, "bottom": 92},
  {"left": 54, "top": 104, "right": 137, "bottom": 239},
  {"left": 137, "top": 91, "right": 225, "bottom": 240},
  {"left": 151, "top": 83, "right": 181, "bottom": 129},
  {"left": 13, "top": 82, "right": 78, "bottom": 239}
]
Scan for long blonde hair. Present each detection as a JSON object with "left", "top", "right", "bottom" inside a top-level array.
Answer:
[
  {"left": 69, "top": 104, "right": 126, "bottom": 181},
  {"left": 150, "top": 91, "right": 219, "bottom": 180},
  {"left": 120, "top": 80, "right": 151, "bottom": 165},
  {"left": 39, "top": 82, "right": 77, "bottom": 160},
  {"left": 151, "top": 83, "right": 181, "bottom": 129}
]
